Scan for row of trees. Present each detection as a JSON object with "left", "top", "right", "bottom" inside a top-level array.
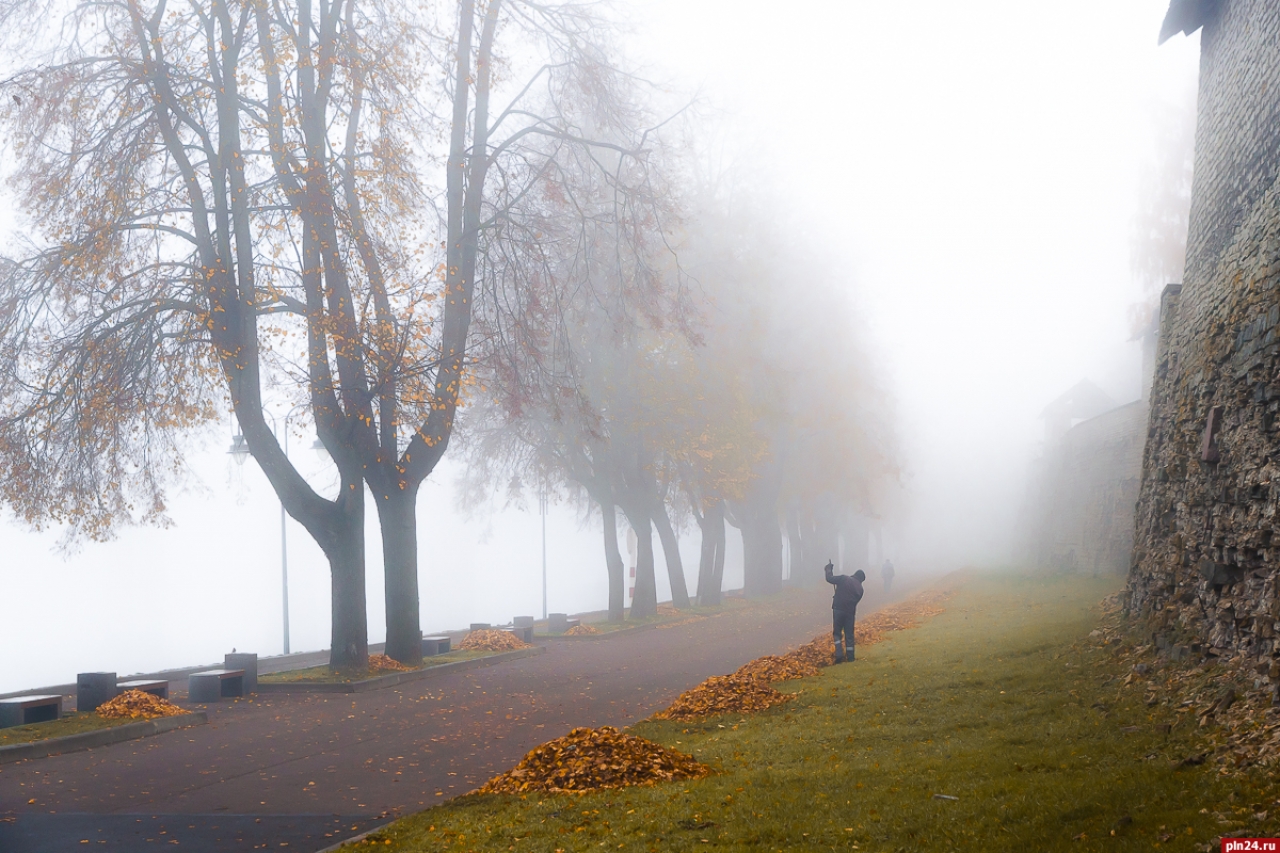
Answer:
[
  {"left": 460, "top": 175, "right": 898, "bottom": 620},
  {"left": 0, "top": 0, "right": 896, "bottom": 667}
]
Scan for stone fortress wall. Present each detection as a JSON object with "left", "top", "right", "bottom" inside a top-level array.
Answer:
[
  {"left": 1034, "top": 401, "right": 1146, "bottom": 575},
  {"left": 1129, "top": 0, "right": 1280, "bottom": 675}
]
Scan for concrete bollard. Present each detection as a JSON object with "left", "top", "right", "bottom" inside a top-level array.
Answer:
[
  {"left": 76, "top": 672, "right": 117, "bottom": 713},
  {"left": 224, "top": 653, "right": 258, "bottom": 694}
]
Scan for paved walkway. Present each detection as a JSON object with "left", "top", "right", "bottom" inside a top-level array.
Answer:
[{"left": 0, "top": 583, "right": 900, "bottom": 851}]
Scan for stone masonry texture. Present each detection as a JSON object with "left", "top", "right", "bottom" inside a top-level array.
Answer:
[
  {"left": 1033, "top": 402, "right": 1146, "bottom": 575},
  {"left": 1129, "top": 0, "right": 1280, "bottom": 678}
]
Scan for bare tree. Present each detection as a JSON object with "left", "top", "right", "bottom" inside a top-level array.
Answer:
[{"left": 0, "top": 0, "right": 670, "bottom": 666}]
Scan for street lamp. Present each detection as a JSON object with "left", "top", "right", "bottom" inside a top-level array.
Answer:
[
  {"left": 539, "top": 481, "right": 548, "bottom": 621},
  {"left": 227, "top": 414, "right": 319, "bottom": 656}
]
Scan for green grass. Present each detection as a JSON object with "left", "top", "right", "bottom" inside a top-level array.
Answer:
[
  {"left": 258, "top": 650, "right": 494, "bottom": 684},
  {"left": 0, "top": 711, "right": 141, "bottom": 746},
  {"left": 348, "top": 571, "right": 1280, "bottom": 852}
]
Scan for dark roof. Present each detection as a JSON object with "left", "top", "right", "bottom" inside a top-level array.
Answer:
[{"left": 1159, "top": 0, "right": 1218, "bottom": 45}]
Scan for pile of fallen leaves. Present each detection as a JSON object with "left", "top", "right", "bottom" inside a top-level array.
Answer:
[
  {"left": 457, "top": 628, "right": 530, "bottom": 652},
  {"left": 786, "top": 635, "right": 837, "bottom": 669},
  {"left": 96, "top": 689, "right": 186, "bottom": 720},
  {"left": 477, "top": 725, "right": 708, "bottom": 794},
  {"left": 563, "top": 623, "right": 599, "bottom": 636},
  {"left": 367, "top": 654, "right": 413, "bottom": 674},
  {"left": 653, "top": 674, "right": 793, "bottom": 721},
  {"left": 733, "top": 654, "right": 820, "bottom": 683}
]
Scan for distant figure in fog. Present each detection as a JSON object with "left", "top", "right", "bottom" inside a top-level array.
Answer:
[
  {"left": 881, "top": 558, "right": 895, "bottom": 593},
  {"left": 824, "top": 560, "right": 865, "bottom": 663}
]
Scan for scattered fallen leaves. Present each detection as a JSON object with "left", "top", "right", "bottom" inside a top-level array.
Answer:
[
  {"left": 732, "top": 654, "right": 820, "bottom": 683},
  {"left": 367, "top": 654, "right": 413, "bottom": 673},
  {"left": 96, "top": 689, "right": 186, "bottom": 720},
  {"left": 855, "top": 588, "right": 954, "bottom": 645},
  {"left": 653, "top": 674, "right": 793, "bottom": 721},
  {"left": 1089, "top": 606, "right": 1280, "bottom": 776},
  {"left": 457, "top": 629, "right": 530, "bottom": 652},
  {"left": 477, "top": 726, "right": 708, "bottom": 794},
  {"left": 563, "top": 623, "right": 599, "bottom": 636}
]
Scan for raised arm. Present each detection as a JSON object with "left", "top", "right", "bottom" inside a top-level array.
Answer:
[{"left": 824, "top": 560, "right": 836, "bottom": 584}]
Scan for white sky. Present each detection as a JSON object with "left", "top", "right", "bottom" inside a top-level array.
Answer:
[{"left": 0, "top": 1, "right": 1200, "bottom": 692}]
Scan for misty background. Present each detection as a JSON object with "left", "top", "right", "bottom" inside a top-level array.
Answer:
[{"left": 0, "top": 0, "right": 1198, "bottom": 693}]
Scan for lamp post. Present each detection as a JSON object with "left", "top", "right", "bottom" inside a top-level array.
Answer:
[
  {"left": 539, "top": 483, "right": 548, "bottom": 621},
  {"left": 229, "top": 412, "right": 325, "bottom": 656}
]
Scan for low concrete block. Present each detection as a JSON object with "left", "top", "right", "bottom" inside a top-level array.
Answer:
[
  {"left": 469, "top": 623, "right": 491, "bottom": 631},
  {"left": 77, "top": 672, "right": 117, "bottom": 713},
  {"left": 548, "top": 613, "right": 569, "bottom": 633},
  {"left": 513, "top": 616, "right": 535, "bottom": 629}
]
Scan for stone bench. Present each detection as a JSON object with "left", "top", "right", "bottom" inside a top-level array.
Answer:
[
  {"left": 188, "top": 669, "right": 245, "bottom": 703},
  {"left": 0, "top": 694, "right": 62, "bottom": 728},
  {"left": 118, "top": 679, "right": 169, "bottom": 700},
  {"left": 421, "top": 635, "right": 451, "bottom": 656}
]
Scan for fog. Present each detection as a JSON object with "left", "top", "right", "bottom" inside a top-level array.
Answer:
[{"left": 0, "top": 1, "right": 1198, "bottom": 694}]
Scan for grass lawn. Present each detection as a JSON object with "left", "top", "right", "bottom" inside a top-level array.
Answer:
[
  {"left": 259, "top": 650, "right": 497, "bottom": 684},
  {"left": 347, "top": 571, "right": 1280, "bottom": 852},
  {"left": 0, "top": 711, "right": 146, "bottom": 747}
]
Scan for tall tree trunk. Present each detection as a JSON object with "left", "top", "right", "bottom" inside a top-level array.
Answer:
[
  {"left": 786, "top": 505, "right": 807, "bottom": 587},
  {"left": 600, "top": 499, "right": 626, "bottom": 621},
  {"left": 378, "top": 485, "right": 422, "bottom": 664},
  {"left": 741, "top": 501, "right": 783, "bottom": 598},
  {"left": 712, "top": 511, "right": 726, "bottom": 598},
  {"left": 652, "top": 501, "right": 691, "bottom": 609},
  {"left": 326, "top": 493, "right": 369, "bottom": 672},
  {"left": 842, "top": 512, "right": 870, "bottom": 575},
  {"left": 625, "top": 510, "right": 658, "bottom": 618},
  {"left": 697, "top": 499, "right": 725, "bottom": 606},
  {"left": 812, "top": 503, "right": 841, "bottom": 578}
]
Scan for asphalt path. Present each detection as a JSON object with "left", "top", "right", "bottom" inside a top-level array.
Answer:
[{"left": 0, "top": 582, "right": 892, "bottom": 852}]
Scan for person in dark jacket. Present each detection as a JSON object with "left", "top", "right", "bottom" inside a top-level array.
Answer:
[{"left": 825, "top": 560, "right": 865, "bottom": 663}]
